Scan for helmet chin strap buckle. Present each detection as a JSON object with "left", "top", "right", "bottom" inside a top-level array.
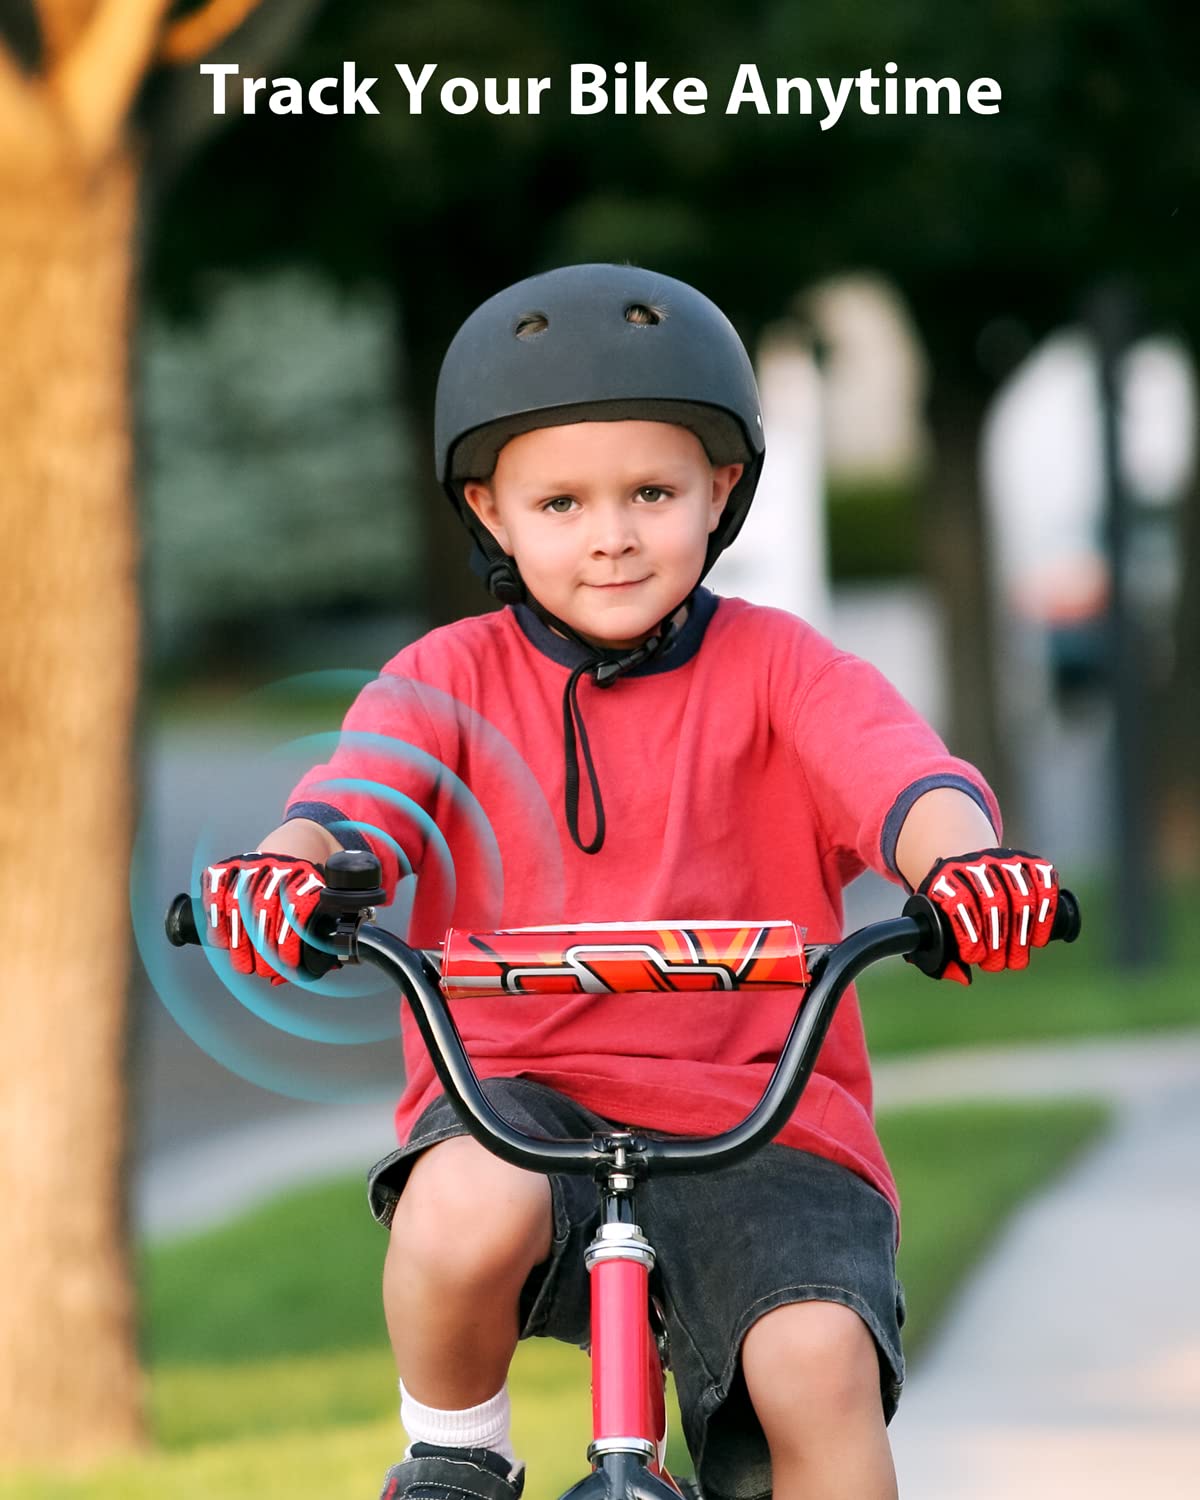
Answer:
[
  {"left": 592, "top": 635, "right": 662, "bottom": 687},
  {"left": 468, "top": 542, "right": 526, "bottom": 605},
  {"left": 486, "top": 563, "right": 523, "bottom": 605}
]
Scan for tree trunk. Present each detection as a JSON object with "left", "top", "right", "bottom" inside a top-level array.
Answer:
[
  {"left": 393, "top": 261, "right": 514, "bottom": 629},
  {"left": 923, "top": 367, "right": 1012, "bottom": 815},
  {"left": 1157, "top": 455, "right": 1200, "bottom": 873},
  {"left": 0, "top": 149, "right": 146, "bottom": 1462}
]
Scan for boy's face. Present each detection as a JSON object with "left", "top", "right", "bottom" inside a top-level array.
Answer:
[{"left": 463, "top": 421, "right": 742, "bottom": 650}]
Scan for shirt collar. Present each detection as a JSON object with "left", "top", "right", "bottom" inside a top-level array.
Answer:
[{"left": 512, "top": 587, "right": 719, "bottom": 676}]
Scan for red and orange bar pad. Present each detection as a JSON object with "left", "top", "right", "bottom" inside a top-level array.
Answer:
[{"left": 439, "top": 920, "right": 810, "bottom": 1000}]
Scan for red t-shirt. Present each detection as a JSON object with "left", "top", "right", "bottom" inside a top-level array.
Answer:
[{"left": 286, "top": 589, "right": 999, "bottom": 1221}]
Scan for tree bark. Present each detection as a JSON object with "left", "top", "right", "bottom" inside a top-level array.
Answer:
[
  {"left": 923, "top": 366, "right": 1013, "bottom": 815},
  {"left": 0, "top": 0, "right": 267, "bottom": 1466},
  {"left": 0, "top": 147, "right": 146, "bottom": 1460},
  {"left": 1157, "top": 455, "right": 1200, "bottom": 873},
  {"left": 392, "top": 260, "right": 516, "bottom": 629}
]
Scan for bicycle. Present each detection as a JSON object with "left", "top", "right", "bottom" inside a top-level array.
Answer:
[{"left": 166, "top": 852, "right": 1080, "bottom": 1500}]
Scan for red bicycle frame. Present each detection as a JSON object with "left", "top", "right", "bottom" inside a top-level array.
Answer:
[{"left": 588, "top": 1220, "right": 669, "bottom": 1475}]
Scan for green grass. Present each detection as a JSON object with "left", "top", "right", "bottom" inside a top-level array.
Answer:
[
  {"left": 140, "top": 1178, "right": 386, "bottom": 1365},
  {"left": 883, "top": 1098, "right": 1109, "bottom": 1358},
  {"left": 860, "top": 879, "right": 1199, "bottom": 1056},
  {"left": 0, "top": 1097, "right": 1108, "bottom": 1499}
]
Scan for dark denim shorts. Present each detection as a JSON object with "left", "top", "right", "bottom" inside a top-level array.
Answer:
[{"left": 367, "top": 1077, "right": 905, "bottom": 1500}]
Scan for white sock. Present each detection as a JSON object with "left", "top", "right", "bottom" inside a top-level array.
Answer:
[{"left": 400, "top": 1380, "right": 516, "bottom": 1465}]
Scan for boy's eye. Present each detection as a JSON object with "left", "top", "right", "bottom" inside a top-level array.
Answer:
[
  {"left": 636, "top": 486, "right": 669, "bottom": 503},
  {"left": 542, "top": 495, "right": 577, "bottom": 514}
]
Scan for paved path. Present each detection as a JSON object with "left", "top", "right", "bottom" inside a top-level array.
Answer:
[
  {"left": 135, "top": 1090, "right": 398, "bottom": 1238},
  {"left": 881, "top": 1033, "right": 1200, "bottom": 1499}
]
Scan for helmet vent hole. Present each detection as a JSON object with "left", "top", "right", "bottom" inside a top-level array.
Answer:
[
  {"left": 514, "top": 312, "right": 549, "bottom": 338},
  {"left": 625, "top": 303, "right": 665, "bottom": 326}
]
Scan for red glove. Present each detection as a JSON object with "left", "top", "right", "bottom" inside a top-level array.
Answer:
[
  {"left": 916, "top": 848, "right": 1059, "bottom": 985},
  {"left": 202, "top": 853, "right": 328, "bottom": 986}
]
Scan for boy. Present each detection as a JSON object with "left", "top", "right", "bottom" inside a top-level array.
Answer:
[{"left": 202, "top": 265, "right": 1060, "bottom": 1500}]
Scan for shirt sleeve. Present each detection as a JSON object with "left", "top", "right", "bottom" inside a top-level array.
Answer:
[{"left": 788, "top": 652, "right": 1001, "bottom": 887}]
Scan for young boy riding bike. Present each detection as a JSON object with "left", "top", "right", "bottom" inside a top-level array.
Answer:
[{"left": 200, "top": 264, "right": 1062, "bottom": 1500}]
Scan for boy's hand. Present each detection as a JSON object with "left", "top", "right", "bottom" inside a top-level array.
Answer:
[
  {"left": 914, "top": 849, "right": 1059, "bottom": 986},
  {"left": 202, "top": 853, "right": 328, "bottom": 985}
]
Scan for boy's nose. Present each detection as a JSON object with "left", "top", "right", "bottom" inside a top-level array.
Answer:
[{"left": 588, "top": 505, "right": 639, "bottom": 557}]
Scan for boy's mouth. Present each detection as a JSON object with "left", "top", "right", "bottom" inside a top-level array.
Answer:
[{"left": 586, "top": 577, "right": 650, "bottom": 591}]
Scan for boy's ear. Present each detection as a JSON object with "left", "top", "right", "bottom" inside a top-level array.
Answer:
[
  {"left": 707, "top": 463, "right": 743, "bottom": 532},
  {"left": 462, "top": 481, "right": 513, "bottom": 555}
]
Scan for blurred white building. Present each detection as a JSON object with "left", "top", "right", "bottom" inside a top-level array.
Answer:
[
  {"left": 982, "top": 329, "right": 1196, "bottom": 861},
  {"left": 707, "top": 328, "right": 830, "bottom": 632},
  {"left": 982, "top": 330, "right": 1195, "bottom": 637}
]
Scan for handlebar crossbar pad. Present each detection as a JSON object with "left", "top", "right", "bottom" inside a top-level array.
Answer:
[{"left": 439, "top": 920, "right": 812, "bottom": 1000}]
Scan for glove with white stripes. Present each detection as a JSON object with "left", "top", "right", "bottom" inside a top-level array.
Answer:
[
  {"left": 201, "top": 853, "right": 328, "bottom": 985},
  {"left": 914, "top": 848, "right": 1060, "bottom": 986}
]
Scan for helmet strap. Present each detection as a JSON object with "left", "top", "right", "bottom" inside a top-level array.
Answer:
[
  {"left": 522, "top": 589, "right": 692, "bottom": 683},
  {"left": 471, "top": 521, "right": 696, "bottom": 854},
  {"left": 526, "top": 585, "right": 695, "bottom": 856},
  {"left": 467, "top": 538, "right": 525, "bottom": 604}
]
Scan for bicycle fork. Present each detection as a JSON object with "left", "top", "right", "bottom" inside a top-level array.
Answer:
[{"left": 561, "top": 1137, "right": 685, "bottom": 1500}]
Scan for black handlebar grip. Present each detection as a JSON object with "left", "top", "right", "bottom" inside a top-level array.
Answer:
[
  {"left": 1051, "top": 888, "right": 1081, "bottom": 943},
  {"left": 165, "top": 892, "right": 199, "bottom": 947}
]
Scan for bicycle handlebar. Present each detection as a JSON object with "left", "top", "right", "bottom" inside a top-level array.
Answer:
[{"left": 165, "top": 854, "right": 1080, "bottom": 1177}]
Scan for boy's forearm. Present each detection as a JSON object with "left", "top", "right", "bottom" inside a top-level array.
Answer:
[
  {"left": 255, "top": 818, "right": 342, "bottom": 864},
  {"left": 894, "top": 788, "right": 998, "bottom": 891}
]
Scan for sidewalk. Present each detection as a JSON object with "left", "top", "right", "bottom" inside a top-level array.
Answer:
[
  {"left": 135, "top": 1032, "right": 1200, "bottom": 1498},
  {"left": 135, "top": 1091, "right": 397, "bottom": 1238},
  {"left": 880, "top": 1033, "right": 1200, "bottom": 1499}
]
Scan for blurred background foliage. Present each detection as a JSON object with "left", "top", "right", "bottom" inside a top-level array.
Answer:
[{"left": 140, "top": 270, "right": 411, "bottom": 664}]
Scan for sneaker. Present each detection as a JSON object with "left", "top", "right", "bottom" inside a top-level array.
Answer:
[{"left": 379, "top": 1444, "right": 525, "bottom": 1500}]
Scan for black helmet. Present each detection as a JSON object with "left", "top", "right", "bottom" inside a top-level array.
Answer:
[{"left": 435, "top": 263, "right": 765, "bottom": 603}]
